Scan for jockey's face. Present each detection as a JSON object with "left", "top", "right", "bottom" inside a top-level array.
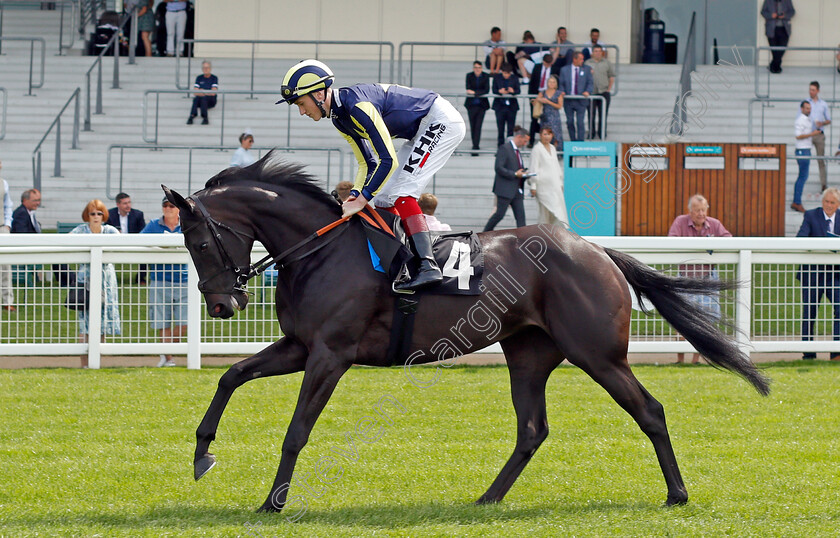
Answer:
[{"left": 295, "top": 90, "right": 326, "bottom": 121}]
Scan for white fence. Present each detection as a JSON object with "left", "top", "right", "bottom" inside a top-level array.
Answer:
[{"left": 1, "top": 234, "right": 838, "bottom": 368}]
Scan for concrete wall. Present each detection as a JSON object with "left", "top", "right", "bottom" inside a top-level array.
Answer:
[
  {"left": 193, "top": 0, "right": 633, "bottom": 63},
  {"left": 192, "top": 0, "right": 840, "bottom": 67}
]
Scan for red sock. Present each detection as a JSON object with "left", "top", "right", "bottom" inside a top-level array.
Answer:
[{"left": 394, "top": 196, "right": 428, "bottom": 236}]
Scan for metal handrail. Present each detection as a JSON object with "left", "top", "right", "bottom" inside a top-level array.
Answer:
[
  {"left": 753, "top": 45, "right": 840, "bottom": 99},
  {"left": 142, "top": 89, "right": 289, "bottom": 146},
  {"left": 83, "top": 6, "right": 136, "bottom": 131},
  {"left": 748, "top": 96, "right": 840, "bottom": 147},
  {"left": 0, "top": 87, "right": 6, "bottom": 140},
  {"left": 106, "top": 144, "right": 348, "bottom": 199},
  {"left": 78, "top": 0, "right": 105, "bottom": 41},
  {"left": 31, "top": 87, "right": 81, "bottom": 190},
  {"left": 175, "top": 39, "right": 396, "bottom": 91},
  {"left": 670, "top": 12, "right": 696, "bottom": 137},
  {"left": 0, "top": 0, "right": 77, "bottom": 55},
  {"left": 0, "top": 37, "right": 46, "bottom": 95},
  {"left": 398, "top": 41, "right": 621, "bottom": 97}
]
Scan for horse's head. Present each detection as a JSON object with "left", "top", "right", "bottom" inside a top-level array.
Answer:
[{"left": 164, "top": 185, "right": 253, "bottom": 318}]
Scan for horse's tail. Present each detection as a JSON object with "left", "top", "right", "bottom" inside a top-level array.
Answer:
[{"left": 604, "top": 247, "right": 770, "bottom": 396}]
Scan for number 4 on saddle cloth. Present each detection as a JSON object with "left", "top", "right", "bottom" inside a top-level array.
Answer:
[{"left": 358, "top": 207, "right": 484, "bottom": 296}]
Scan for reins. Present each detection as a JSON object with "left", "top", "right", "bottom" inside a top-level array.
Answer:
[{"left": 186, "top": 196, "right": 394, "bottom": 294}]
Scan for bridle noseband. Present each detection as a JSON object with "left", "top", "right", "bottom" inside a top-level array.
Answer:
[{"left": 183, "top": 195, "right": 351, "bottom": 296}]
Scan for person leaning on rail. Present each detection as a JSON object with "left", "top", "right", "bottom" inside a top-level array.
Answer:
[{"left": 276, "top": 59, "right": 466, "bottom": 291}]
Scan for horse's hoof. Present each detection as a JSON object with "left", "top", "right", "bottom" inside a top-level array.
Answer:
[
  {"left": 665, "top": 492, "right": 688, "bottom": 506},
  {"left": 194, "top": 453, "right": 217, "bottom": 481},
  {"left": 257, "top": 502, "right": 282, "bottom": 513},
  {"left": 475, "top": 495, "right": 499, "bottom": 505}
]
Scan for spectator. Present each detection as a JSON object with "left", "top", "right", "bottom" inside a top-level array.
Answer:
[
  {"left": 187, "top": 60, "right": 218, "bottom": 125},
  {"left": 792, "top": 100, "right": 820, "bottom": 213},
  {"left": 836, "top": 44, "right": 840, "bottom": 74},
  {"left": 141, "top": 197, "right": 187, "bottom": 367},
  {"left": 667, "top": 194, "right": 732, "bottom": 364},
  {"left": 492, "top": 63, "right": 520, "bottom": 148},
  {"left": 333, "top": 181, "right": 354, "bottom": 202},
  {"left": 11, "top": 188, "right": 40, "bottom": 233},
  {"left": 126, "top": 0, "right": 154, "bottom": 57},
  {"left": 230, "top": 131, "right": 256, "bottom": 168},
  {"left": 582, "top": 28, "right": 605, "bottom": 60},
  {"left": 559, "top": 52, "right": 593, "bottom": 142},
  {"left": 550, "top": 26, "right": 575, "bottom": 75},
  {"left": 797, "top": 187, "right": 840, "bottom": 360},
  {"left": 528, "top": 126, "right": 568, "bottom": 227},
  {"left": 484, "top": 126, "right": 529, "bottom": 231},
  {"left": 464, "top": 61, "right": 491, "bottom": 154},
  {"left": 585, "top": 44, "right": 615, "bottom": 140},
  {"left": 484, "top": 26, "right": 506, "bottom": 75},
  {"left": 107, "top": 192, "right": 147, "bottom": 284},
  {"left": 807, "top": 81, "right": 830, "bottom": 193},
  {"left": 418, "top": 193, "right": 452, "bottom": 232},
  {"left": 512, "top": 30, "right": 544, "bottom": 81},
  {"left": 70, "top": 200, "right": 121, "bottom": 369},
  {"left": 0, "top": 161, "right": 13, "bottom": 312},
  {"left": 528, "top": 53, "right": 555, "bottom": 144},
  {"left": 761, "top": 0, "right": 795, "bottom": 74},
  {"left": 535, "top": 74, "right": 564, "bottom": 151},
  {"left": 107, "top": 192, "right": 146, "bottom": 234},
  {"left": 164, "top": 0, "right": 188, "bottom": 57}
]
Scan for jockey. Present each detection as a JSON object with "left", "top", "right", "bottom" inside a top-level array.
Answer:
[{"left": 277, "top": 59, "right": 466, "bottom": 291}]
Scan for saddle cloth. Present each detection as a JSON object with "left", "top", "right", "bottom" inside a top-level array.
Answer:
[{"left": 359, "top": 208, "right": 484, "bottom": 295}]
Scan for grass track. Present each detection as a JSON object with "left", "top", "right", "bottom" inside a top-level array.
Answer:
[{"left": 1, "top": 362, "right": 839, "bottom": 537}]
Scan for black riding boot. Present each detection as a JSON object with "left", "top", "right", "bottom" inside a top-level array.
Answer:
[{"left": 395, "top": 230, "right": 443, "bottom": 291}]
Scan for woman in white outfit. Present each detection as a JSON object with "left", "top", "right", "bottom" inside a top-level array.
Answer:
[{"left": 528, "top": 126, "right": 569, "bottom": 226}]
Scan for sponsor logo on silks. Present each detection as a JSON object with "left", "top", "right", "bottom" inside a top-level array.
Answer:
[{"left": 403, "top": 123, "right": 447, "bottom": 173}]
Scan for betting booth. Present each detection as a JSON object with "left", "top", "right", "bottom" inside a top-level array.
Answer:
[{"left": 563, "top": 141, "right": 618, "bottom": 236}]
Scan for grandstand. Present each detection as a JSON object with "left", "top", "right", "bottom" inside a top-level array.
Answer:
[{"left": 0, "top": 4, "right": 835, "bottom": 235}]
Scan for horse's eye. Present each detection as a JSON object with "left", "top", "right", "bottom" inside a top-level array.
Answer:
[{"left": 199, "top": 242, "right": 209, "bottom": 252}]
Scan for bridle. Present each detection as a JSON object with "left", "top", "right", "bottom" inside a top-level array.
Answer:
[{"left": 183, "top": 195, "right": 351, "bottom": 295}]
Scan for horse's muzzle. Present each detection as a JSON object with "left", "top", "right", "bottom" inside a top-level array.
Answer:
[{"left": 205, "top": 291, "right": 249, "bottom": 318}]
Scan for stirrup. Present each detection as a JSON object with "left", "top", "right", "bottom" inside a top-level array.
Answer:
[{"left": 392, "top": 281, "right": 416, "bottom": 295}]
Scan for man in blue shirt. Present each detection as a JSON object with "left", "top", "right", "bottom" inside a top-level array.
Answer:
[
  {"left": 141, "top": 197, "right": 187, "bottom": 367},
  {"left": 188, "top": 61, "right": 218, "bottom": 125},
  {"left": 277, "top": 59, "right": 466, "bottom": 291}
]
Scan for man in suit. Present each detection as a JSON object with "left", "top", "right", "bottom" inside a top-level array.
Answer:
[
  {"left": 464, "top": 61, "right": 491, "bottom": 153},
  {"left": 559, "top": 52, "right": 593, "bottom": 142},
  {"left": 11, "top": 188, "right": 41, "bottom": 233},
  {"left": 483, "top": 126, "right": 530, "bottom": 231},
  {"left": 107, "top": 192, "right": 147, "bottom": 284},
  {"left": 492, "top": 63, "right": 520, "bottom": 148},
  {"left": 761, "top": 0, "right": 795, "bottom": 74},
  {"left": 527, "top": 53, "right": 554, "bottom": 145},
  {"left": 797, "top": 187, "right": 840, "bottom": 360},
  {"left": 107, "top": 192, "right": 146, "bottom": 233}
]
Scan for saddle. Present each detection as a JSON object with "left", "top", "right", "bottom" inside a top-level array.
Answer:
[
  {"left": 355, "top": 206, "right": 485, "bottom": 366},
  {"left": 357, "top": 207, "right": 484, "bottom": 296}
]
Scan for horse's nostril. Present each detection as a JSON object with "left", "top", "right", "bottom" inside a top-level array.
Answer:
[{"left": 213, "top": 304, "right": 223, "bottom": 315}]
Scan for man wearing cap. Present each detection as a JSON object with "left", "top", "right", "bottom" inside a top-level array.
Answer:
[
  {"left": 277, "top": 59, "right": 466, "bottom": 291},
  {"left": 141, "top": 197, "right": 187, "bottom": 367}
]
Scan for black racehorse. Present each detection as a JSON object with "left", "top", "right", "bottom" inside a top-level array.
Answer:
[{"left": 163, "top": 155, "right": 769, "bottom": 513}]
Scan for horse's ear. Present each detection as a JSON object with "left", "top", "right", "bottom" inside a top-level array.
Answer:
[{"left": 162, "top": 185, "right": 193, "bottom": 213}]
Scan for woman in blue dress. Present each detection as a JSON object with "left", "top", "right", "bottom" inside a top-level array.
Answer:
[
  {"left": 70, "top": 200, "right": 122, "bottom": 368},
  {"left": 537, "top": 75, "right": 564, "bottom": 150}
]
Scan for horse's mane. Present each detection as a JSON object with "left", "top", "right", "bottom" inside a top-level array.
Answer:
[{"left": 203, "top": 151, "right": 341, "bottom": 214}]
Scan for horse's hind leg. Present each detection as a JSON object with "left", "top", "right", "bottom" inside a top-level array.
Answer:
[
  {"left": 572, "top": 356, "right": 688, "bottom": 506},
  {"left": 477, "top": 327, "right": 561, "bottom": 504},
  {"left": 194, "top": 336, "right": 308, "bottom": 480}
]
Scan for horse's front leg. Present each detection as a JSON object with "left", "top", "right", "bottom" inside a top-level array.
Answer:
[
  {"left": 194, "top": 336, "right": 308, "bottom": 480},
  {"left": 258, "top": 346, "right": 350, "bottom": 513}
]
